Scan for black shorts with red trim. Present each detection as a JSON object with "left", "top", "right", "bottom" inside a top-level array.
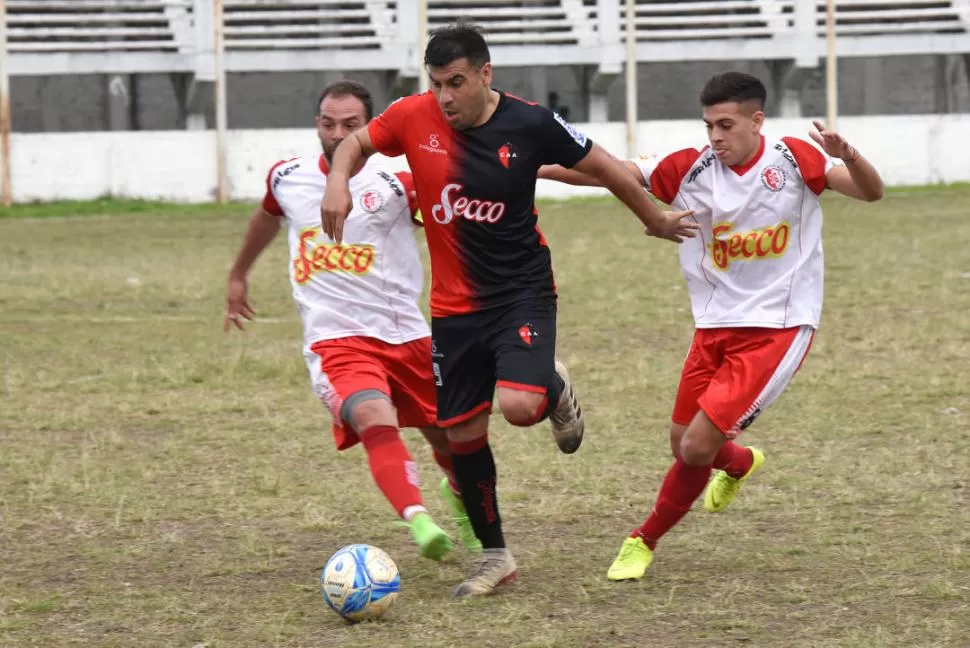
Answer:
[{"left": 430, "top": 298, "right": 557, "bottom": 427}]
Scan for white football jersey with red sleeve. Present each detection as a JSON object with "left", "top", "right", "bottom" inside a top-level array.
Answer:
[
  {"left": 262, "top": 154, "right": 430, "bottom": 347},
  {"left": 633, "top": 136, "right": 837, "bottom": 330}
]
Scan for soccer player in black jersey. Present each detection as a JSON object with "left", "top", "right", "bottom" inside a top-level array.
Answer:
[{"left": 321, "top": 22, "right": 697, "bottom": 597}]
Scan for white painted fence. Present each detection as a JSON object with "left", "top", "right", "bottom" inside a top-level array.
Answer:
[{"left": 8, "top": 114, "right": 970, "bottom": 204}]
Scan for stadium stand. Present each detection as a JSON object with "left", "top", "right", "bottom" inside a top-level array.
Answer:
[{"left": 4, "top": 0, "right": 969, "bottom": 122}]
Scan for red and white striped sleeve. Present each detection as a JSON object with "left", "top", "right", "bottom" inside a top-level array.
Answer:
[
  {"left": 630, "top": 148, "right": 704, "bottom": 205},
  {"left": 782, "top": 137, "right": 837, "bottom": 195}
]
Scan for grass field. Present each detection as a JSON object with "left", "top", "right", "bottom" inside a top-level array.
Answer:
[{"left": 1, "top": 189, "right": 969, "bottom": 647}]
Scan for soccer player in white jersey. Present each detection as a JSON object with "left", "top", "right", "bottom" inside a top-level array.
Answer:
[
  {"left": 224, "top": 80, "right": 482, "bottom": 562},
  {"left": 539, "top": 71, "right": 884, "bottom": 580}
]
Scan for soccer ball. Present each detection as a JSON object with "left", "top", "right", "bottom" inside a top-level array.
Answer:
[{"left": 321, "top": 543, "right": 400, "bottom": 622}]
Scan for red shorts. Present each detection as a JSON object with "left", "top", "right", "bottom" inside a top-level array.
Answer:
[
  {"left": 308, "top": 336, "right": 437, "bottom": 450},
  {"left": 672, "top": 326, "right": 815, "bottom": 439}
]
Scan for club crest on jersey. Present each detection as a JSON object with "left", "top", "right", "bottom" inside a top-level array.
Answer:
[
  {"left": 360, "top": 190, "right": 384, "bottom": 213},
  {"left": 518, "top": 323, "right": 538, "bottom": 346},
  {"left": 761, "top": 165, "right": 787, "bottom": 192},
  {"left": 498, "top": 142, "right": 519, "bottom": 169}
]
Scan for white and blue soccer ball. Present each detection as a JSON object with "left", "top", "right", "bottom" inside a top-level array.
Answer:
[{"left": 321, "top": 543, "right": 401, "bottom": 622}]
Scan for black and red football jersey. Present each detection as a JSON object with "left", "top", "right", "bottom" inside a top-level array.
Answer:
[{"left": 368, "top": 91, "right": 592, "bottom": 316}]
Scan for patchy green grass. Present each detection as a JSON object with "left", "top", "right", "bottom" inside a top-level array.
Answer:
[{"left": 1, "top": 190, "right": 968, "bottom": 647}]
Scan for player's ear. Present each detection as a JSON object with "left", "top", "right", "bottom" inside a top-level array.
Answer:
[
  {"left": 752, "top": 110, "right": 765, "bottom": 131},
  {"left": 480, "top": 62, "right": 493, "bottom": 86}
]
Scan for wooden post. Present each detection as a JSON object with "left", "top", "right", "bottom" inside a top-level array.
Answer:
[
  {"left": 0, "top": 0, "right": 12, "bottom": 207},
  {"left": 624, "top": 0, "right": 637, "bottom": 158},
  {"left": 214, "top": 0, "right": 228, "bottom": 203},
  {"left": 825, "top": 0, "right": 838, "bottom": 129}
]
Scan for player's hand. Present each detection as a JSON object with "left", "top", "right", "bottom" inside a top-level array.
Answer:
[
  {"left": 809, "top": 120, "right": 859, "bottom": 161},
  {"left": 645, "top": 209, "right": 698, "bottom": 243},
  {"left": 321, "top": 181, "right": 353, "bottom": 243},
  {"left": 224, "top": 275, "right": 255, "bottom": 332}
]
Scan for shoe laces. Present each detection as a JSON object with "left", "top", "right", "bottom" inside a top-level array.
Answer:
[
  {"left": 469, "top": 551, "right": 508, "bottom": 581},
  {"left": 550, "top": 387, "right": 579, "bottom": 426},
  {"left": 619, "top": 538, "right": 644, "bottom": 560}
]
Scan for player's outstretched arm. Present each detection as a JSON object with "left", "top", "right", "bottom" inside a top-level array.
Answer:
[
  {"left": 538, "top": 160, "right": 643, "bottom": 187},
  {"left": 571, "top": 143, "right": 698, "bottom": 243},
  {"left": 321, "top": 126, "right": 377, "bottom": 242},
  {"left": 809, "top": 120, "right": 884, "bottom": 202},
  {"left": 225, "top": 206, "right": 281, "bottom": 332}
]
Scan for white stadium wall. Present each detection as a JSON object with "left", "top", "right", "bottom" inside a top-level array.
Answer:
[{"left": 9, "top": 114, "right": 970, "bottom": 204}]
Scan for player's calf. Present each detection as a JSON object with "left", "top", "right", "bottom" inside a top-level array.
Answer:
[{"left": 350, "top": 396, "right": 454, "bottom": 561}]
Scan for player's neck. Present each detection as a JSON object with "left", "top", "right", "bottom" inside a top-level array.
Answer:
[
  {"left": 470, "top": 89, "right": 501, "bottom": 129},
  {"left": 320, "top": 155, "right": 365, "bottom": 177},
  {"left": 729, "top": 135, "right": 765, "bottom": 173}
]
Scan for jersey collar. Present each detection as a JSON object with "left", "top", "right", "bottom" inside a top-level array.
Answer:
[{"left": 729, "top": 135, "right": 766, "bottom": 176}]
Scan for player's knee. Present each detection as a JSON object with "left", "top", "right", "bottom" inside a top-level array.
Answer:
[
  {"left": 420, "top": 427, "right": 450, "bottom": 456},
  {"left": 345, "top": 390, "right": 396, "bottom": 432},
  {"left": 678, "top": 432, "right": 720, "bottom": 466},
  {"left": 445, "top": 410, "right": 489, "bottom": 446},
  {"left": 497, "top": 389, "right": 545, "bottom": 427}
]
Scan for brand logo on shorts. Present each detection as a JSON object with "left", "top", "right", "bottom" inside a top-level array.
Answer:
[
  {"left": 761, "top": 165, "right": 787, "bottom": 192},
  {"left": 738, "top": 407, "right": 762, "bottom": 431},
  {"left": 518, "top": 323, "right": 538, "bottom": 346},
  {"left": 497, "top": 142, "right": 519, "bottom": 169},
  {"left": 360, "top": 189, "right": 384, "bottom": 213},
  {"left": 708, "top": 221, "right": 790, "bottom": 271},
  {"left": 432, "top": 362, "right": 443, "bottom": 386},
  {"left": 431, "top": 183, "right": 507, "bottom": 225}
]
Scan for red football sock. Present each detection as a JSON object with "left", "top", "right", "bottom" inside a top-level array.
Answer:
[
  {"left": 360, "top": 425, "right": 423, "bottom": 519},
  {"left": 712, "top": 442, "right": 753, "bottom": 479},
  {"left": 432, "top": 449, "right": 460, "bottom": 495},
  {"left": 633, "top": 458, "right": 712, "bottom": 550}
]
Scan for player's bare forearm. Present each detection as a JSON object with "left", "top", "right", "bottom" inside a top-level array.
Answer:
[
  {"left": 330, "top": 127, "right": 376, "bottom": 182},
  {"left": 574, "top": 145, "right": 667, "bottom": 229},
  {"left": 842, "top": 153, "right": 884, "bottom": 202},
  {"left": 538, "top": 164, "right": 601, "bottom": 186},
  {"left": 229, "top": 207, "right": 281, "bottom": 279},
  {"left": 810, "top": 121, "right": 884, "bottom": 202},
  {"left": 539, "top": 160, "right": 642, "bottom": 188}
]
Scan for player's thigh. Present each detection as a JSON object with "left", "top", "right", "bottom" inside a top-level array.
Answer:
[
  {"left": 489, "top": 298, "right": 558, "bottom": 397},
  {"left": 382, "top": 336, "right": 439, "bottom": 430},
  {"left": 698, "top": 326, "right": 815, "bottom": 439},
  {"left": 308, "top": 338, "right": 393, "bottom": 449},
  {"left": 670, "top": 330, "right": 721, "bottom": 433},
  {"left": 431, "top": 315, "right": 496, "bottom": 428}
]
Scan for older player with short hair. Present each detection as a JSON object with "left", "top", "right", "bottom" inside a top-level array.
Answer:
[{"left": 225, "top": 80, "right": 483, "bottom": 563}]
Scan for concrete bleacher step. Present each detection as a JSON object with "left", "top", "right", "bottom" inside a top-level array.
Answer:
[{"left": 2, "top": 0, "right": 967, "bottom": 74}]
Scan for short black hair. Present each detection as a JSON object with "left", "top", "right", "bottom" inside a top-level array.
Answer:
[
  {"left": 424, "top": 21, "right": 490, "bottom": 69},
  {"left": 700, "top": 72, "right": 767, "bottom": 110},
  {"left": 316, "top": 80, "right": 373, "bottom": 120}
]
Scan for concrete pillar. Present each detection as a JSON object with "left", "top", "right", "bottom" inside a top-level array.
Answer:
[
  {"left": 105, "top": 74, "right": 132, "bottom": 131},
  {"left": 862, "top": 58, "right": 883, "bottom": 116},
  {"left": 530, "top": 66, "right": 548, "bottom": 108},
  {"left": 588, "top": 93, "right": 609, "bottom": 122},
  {"left": 779, "top": 88, "right": 802, "bottom": 118}
]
